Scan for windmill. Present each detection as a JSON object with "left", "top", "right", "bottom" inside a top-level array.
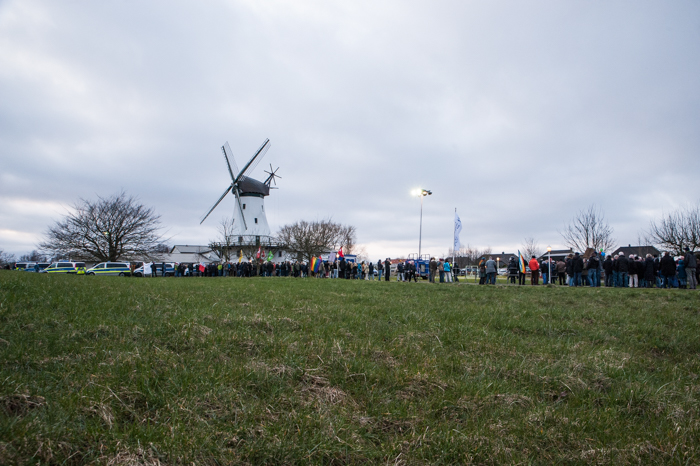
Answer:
[{"left": 200, "top": 139, "right": 281, "bottom": 241}]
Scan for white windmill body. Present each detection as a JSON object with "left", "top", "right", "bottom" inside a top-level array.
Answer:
[
  {"left": 201, "top": 139, "right": 281, "bottom": 247},
  {"left": 233, "top": 178, "right": 271, "bottom": 238}
]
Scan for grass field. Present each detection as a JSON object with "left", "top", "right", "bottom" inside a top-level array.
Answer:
[{"left": 1, "top": 271, "right": 699, "bottom": 465}]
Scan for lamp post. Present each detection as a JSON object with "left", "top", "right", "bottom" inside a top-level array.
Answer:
[
  {"left": 547, "top": 246, "right": 552, "bottom": 285},
  {"left": 497, "top": 257, "right": 500, "bottom": 282},
  {"left": 414, "top": 189, "right": 432, "bottom": 259}
]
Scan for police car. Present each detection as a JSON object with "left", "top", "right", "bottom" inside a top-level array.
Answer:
[
  {"left": 13, "top": 261, "right": 36, "bottom": 271},
  {"left": 86, "top": 262, "right": 132, "bottom": 276},
  {"left": 40, "top": 261, "right": 87, "bottom": 274},
  {"left": 132, "top": 262, "right": 175, "bottom": 277}
]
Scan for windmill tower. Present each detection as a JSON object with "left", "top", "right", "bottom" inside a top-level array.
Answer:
[{"left": 200, "top": 139, "right": 281, "bottom": 246}]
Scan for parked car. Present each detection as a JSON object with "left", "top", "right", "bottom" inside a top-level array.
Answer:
[
  {"left": 133, "top": 262, "right": 176, "bottom": 277},
  {"left": 13, "top": 261, "right": 36, "bottom": 271},
  {"left": 40, "top": 261, "right": 87, "bottom": 274},
  {"left": 86, "top": 262, "right": 131, "bottom": 276}
]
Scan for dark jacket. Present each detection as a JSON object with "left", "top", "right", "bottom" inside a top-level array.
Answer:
[
  {"left": 685, "top": 252, "right": 697, "bottom": 269},
  {"left": 507, "top": 258, "right": 518, "bottom": 273},
  {"left": 587, "top": 256, "right": 599, "bottom": 270},
  {"left": 617, "top": 255, "right": 629, "bottom": 273},
  {"left": 603, "top": 256, "right": 613, "bottom": 274},
  {"left": 660, "top": 255, "right": 676, "bottom": 276},
  {"left": 565, "top": 258, "right": 573, "bottom": 275},
  {"left": 572, "top": 255, "right": 584, "bottom": 273},
  {"left": 644, "top": 257, "right": 655, "bottom": 281}
]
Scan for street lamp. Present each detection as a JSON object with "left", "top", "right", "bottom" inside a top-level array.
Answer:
[
  {"left": 547, "top": 246, "right": 552, "bottom": 285},
  {"left": 413, "top": 189, "right": 432, "bottom": 259}
]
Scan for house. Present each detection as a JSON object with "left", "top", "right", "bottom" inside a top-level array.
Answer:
[
  {"left": 160, "top": 245, "right": 221, "bottom": 264},
  {"left": 487, "top": 252, "right": 517, "bottom": 268},
  {"left": 611, "top": 245, "right": 661, "bottom": 258},
  {"left": 537, "top": 249, "right": 575, "bottom": 262}
]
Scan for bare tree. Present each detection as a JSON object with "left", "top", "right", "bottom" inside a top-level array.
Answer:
[
  {"left": 39, "top": 191, "right": 165, "bottom": 262},
  {"left": 452, "top": 244, "right": 492, "bottom": 268},
  {"left": 521, "top": 237, "right": 542, "bottom": 259},
  {"left": 276, "top": 219, "right": 356, "bottom": 263},
  {"left": 209, "top": 217, "right": 236, "bottom": 262},
  {"left": 0, "top": 249, "right": 16, "bottom": 267},
  {"left": 560, "top": 205, "right": 616, "bottom": 254},
  {"left": 18, "top": 250, "right": 47, "bottom": 262},
  {"left": 648, "top": 204, "right": 700, "bottom": 255}
]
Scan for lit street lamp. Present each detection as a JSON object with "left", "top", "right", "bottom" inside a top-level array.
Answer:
[{"left": 412, "top": 189, "right": 432, "bottom": 259}]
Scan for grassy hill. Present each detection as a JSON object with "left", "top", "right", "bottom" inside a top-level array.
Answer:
[{"left": 1, "top": 271, "right": 699, "bottom": 464}]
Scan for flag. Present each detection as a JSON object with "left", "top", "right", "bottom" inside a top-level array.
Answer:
[
  {"left": 311, "top": 256, "right": 318, "bottom": 272},
  {"left": 338, "top": 246, "right": 344, "bottom": 259},
  {"left": 328, "top": 252, "right": 336, "bottom": 263},
  {"left": 256, "top": 247, "right": 261, "bottom": 259},
  {"left": 518, "top": 250, "right": 526, "bottom": 274},
  {"left": 238, "top": 249, "right": 243, "bottom": 263},
  {"left": 267, "top": 250, "right": 274, "bottom": 262},
  {"left": 453, "top": 210, "right": 462, "bottom": 252}
]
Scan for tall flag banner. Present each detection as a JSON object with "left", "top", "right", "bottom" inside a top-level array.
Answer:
[
  {"left": 453, "top": 210, "right": 462, "bottom": 252},
  {"left": 338, "top": 246, "right": 344, "bottom": 259},
  {"left": 238, "top": 249, "right": 243, "bottom": 263},
  {"left": 518, "top": 250, "right": 526, "bottom": 274},
  {"left": 267, "top": 250, "right": 274, "bottom": 262},
  {"left": 312, "top": 256, "right": 322, "bottom": 273},
  {"left": 256, "top": 247, "right": 261, "bottom": 259}
]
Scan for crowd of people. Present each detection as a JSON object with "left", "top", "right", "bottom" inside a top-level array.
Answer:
[
  {"left": 134, "top": 248, "right": 700, "bottom": 290},
  {"left": 475, "top": 247, "right": 698, "bottom": 289},
  {"left": 164, "top": 257, "right": 464, "bottom": 283}
]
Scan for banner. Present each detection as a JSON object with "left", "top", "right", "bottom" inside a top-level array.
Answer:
[{"left": 454, "top": 210, "right": 462, "bottom": 252}]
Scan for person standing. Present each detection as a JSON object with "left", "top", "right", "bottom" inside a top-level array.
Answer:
[
  {"left": 397, "top": 261, "right": 404, "bottom": 282},
  {"left": 528, "top": 255, "right": 540, "bottom": 285},
  {"left": 660, "top": 251, "right": 676, "bottom": 288},
  {"left": 570, "top": 252, "right": 583, "bottom": 286},
  {"left": 643, "top": 254, "right": 655, "bottom": 288},
  {"left": 478, "top": 257, "right": 486, "bottom": 285},
  {"left": 444, "top": 260, "right": 452, "bottom": 283},
  {"left": 507, "top": 257, "right": 518, "bottom": 284},
  {"left": 587, "top": 252, "right": 600, "bottom": 287},
  {"left": 617, "top": 252, "right": 629, "bottom": 288},
  {"left": 485, "top": 256, "right": 497, "bottom": 285},
  {"left": 384, "top": 258, "right": 391, "bottom": 282},
  {"left": 603, "top": 254, "right": 613, "bottom": 287},
  {"left": 438, "top": 259, "right": 445, "bottom": 283},
  {"left": 368, "top": 261, "right": 374, "bottom": 280},
  {"left": 429, "top": 258, "right": 438, "bottom": 283},
  {"left": 684, "top": 247, "right": 697, "bottom": 290},
  {"left": 376, "top": 259, "right": 383, "bottom": 281}
]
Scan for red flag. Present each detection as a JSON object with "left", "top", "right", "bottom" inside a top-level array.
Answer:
[
  {"left": 256, "top": 247, "right": 261, "bottom": 259},
  {"left": 338, "top": 246, "right": 344, "bottom": 258}
]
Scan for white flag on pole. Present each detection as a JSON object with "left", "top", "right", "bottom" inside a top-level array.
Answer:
[{"left": 454, "top": 210, "right": 462, "bottom": 252}]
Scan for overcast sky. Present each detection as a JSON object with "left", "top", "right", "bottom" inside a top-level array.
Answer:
[{"left": 2, "top": 0, "right": 699, "bottom": 260}]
